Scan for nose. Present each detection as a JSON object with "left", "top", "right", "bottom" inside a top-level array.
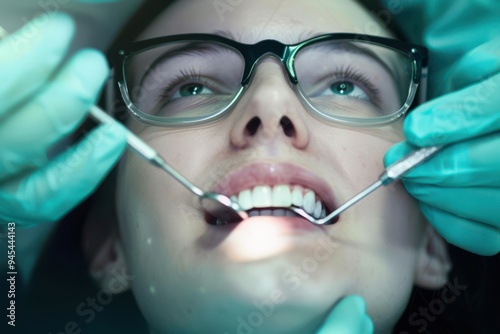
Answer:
[{"left": 229, "top": 61, "right": 310, "bottom": 150}]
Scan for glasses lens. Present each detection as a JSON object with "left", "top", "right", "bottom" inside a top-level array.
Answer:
[
  {"left": 123, "top": 41, "right": 245, "bottom": 121},
  {"left": 295, "top": 40, "right": 414, "bottom": 119}
]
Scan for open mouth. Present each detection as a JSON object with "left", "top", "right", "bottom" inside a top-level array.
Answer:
[
  {"left": 208, "top": 184, "right": 330, "bottom": 225},
  {"left": 204, "top": 163, "right": 339, "bottom": 226}
]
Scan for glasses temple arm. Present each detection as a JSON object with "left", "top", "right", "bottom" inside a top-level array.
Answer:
[{"left": 418, "top": 66, "right": 429, "bottom": 104}]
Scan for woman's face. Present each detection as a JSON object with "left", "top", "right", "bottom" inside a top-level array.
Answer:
[{"left": 116, "top": 0, "right": 428, "bottom": 333}]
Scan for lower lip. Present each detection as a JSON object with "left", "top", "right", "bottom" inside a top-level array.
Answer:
[{"left": 219, "top": 216, "right": 323, "bottom": 236}]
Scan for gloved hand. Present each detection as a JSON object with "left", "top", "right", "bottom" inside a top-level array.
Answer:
[
  {"left": 379, "top": 0, "right": 500, "bottom": 99},
  {"left": 384, "top": 38, "right": 500, "bottom": 256},
  {"left": 316, "top": 295, "right": 373, "bottom": 334},
  {"left": 0, "top": 13, "right": 127, "bottom": 227}
]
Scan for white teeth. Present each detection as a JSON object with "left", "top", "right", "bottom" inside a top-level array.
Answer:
[
  {"left": 303, "top": 191, "right": 315, "bottom": 214},
  {"left": 291, "top": 186, "right": 303, "bottom": 207},
  {"left": 252, "top": 185, "right": 272, "bottom": 208},
  {"left": 249, "top": 210, "right": 259, "bottom": 217},
  {"left": 274, "top": 209, "right": 285, "bottom": 216},
  {"left": 314, "top": 200, "right": 322, "bottom": 218},
  {"left": 261, "top": 209, "right": 272, "bottom": 216},
  {"left": 228, "top": 184, "right": 327, "bottom": 219},
  {"left": 212, "top": 203, "right": 314, "bottom": 225},
  {"left": 241, "top": 209, "right": 299, "bottom": 219},
  {"left": 272, "top": 185, "right": 292, "bottom": 207},
  {"left": 238, "top": 189, "right": 253, "bottom": 210}
]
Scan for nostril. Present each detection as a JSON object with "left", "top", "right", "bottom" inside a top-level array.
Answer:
[
  {"left": 245, "top": 117, "right": 261, "bottom": 136},
  {"left": 280, "top": 116, "right": 295, "bottom": 137},
  {"left": 244, "top": 116, "right": 296, "bottom": 138}
]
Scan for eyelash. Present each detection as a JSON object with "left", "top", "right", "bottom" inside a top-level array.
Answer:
[
  {"left": 328, "top": 66, "right": 382, "bottom": 105},
  {"left": 154, "top": 65, "right": 383, "bottom": 108},
  {"left": 158, "top": 68, "right": 211, "bottom": 102}
]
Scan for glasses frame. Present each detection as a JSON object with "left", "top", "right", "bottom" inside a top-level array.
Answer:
[{"left": 112, "top": 33, "right": 428, "bottom": 127}]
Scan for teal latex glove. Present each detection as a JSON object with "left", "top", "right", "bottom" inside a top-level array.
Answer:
[
  {"left": 379, "top": 0, "right": 500, "bottom": 98},
  {"left": 316, "top": 296, "right": 373, "bottom": 334},
  {"left": 384, "top": 39, "right": 500, "bottom": 256},
  {"left": 0, "top": 13, "right": 127, "bottom": 227}
]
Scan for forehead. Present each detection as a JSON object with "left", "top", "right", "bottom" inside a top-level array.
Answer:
[{"left": 137, "top": 0, "right": 394, "bottom": 43}]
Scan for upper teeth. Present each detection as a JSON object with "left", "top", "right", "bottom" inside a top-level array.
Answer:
[{"left": 230, "top": 184, "right": 327, "bottom": 219}]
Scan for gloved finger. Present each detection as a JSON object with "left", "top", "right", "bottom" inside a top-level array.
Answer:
[
  {"left": 403, "top": 182, "right": 500, "bottom": 228},
  {"left": 443, "top": 38, "right": 500, "bottom": 92},
  {"left": 384, "top": 141, "right": 413, "bottom": 166},
  {"left": 385, "top": 133, "right": 500, "bottom": 187},
  {"left": 419, "top": 203, "right": 500, "bottom": 256},
  {"left": 0, "top": 122, "right": 127, "bottom": 226},
  {"left": 316, "top": 295, "right": 373, "bottom": 334},
  {"left": 0, "top": 48, "right": 109, "bottom": 181},
  {"left": 403, "top": 72, "right": 500, "bottom": 147},
  {"left": 0, "top": 13, "right": 75, "bottom": 115}
]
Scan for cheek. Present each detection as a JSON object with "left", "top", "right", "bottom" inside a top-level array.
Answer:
[
  {"left": 335, "top": 126, "right": 424, "bottom": 248},
  {"left": 344, "top": 183, "right": 424, "bottom": 330},
  {"left": 115, "top": 128, "right": 226, "bottom": 326},
  {"left": 116, "top": 137, "right": 214, "bottom": 257},
  {"left": 318, "top": 125, "right": 425, "bottom": 324}
]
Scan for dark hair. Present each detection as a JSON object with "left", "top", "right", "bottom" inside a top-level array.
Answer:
[
  {"left": 394, "top": 245, "right": 500, "bottom": 333},
  {"left": 105, "top": 0, "right": 175, "bottom": 123},
  {"left": 108, "top": 0, "right": 175, "bottom": 55}
]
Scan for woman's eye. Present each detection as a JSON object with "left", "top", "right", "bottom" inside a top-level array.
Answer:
[
  {"left": 175, "top": 83, "right": 214, "bottom": 98},
  {"left": 328, "top": 81, "right": 369, "bottom": 100},
  {"left": 331, "top": 82, "right": 354, "bottom": 95}
]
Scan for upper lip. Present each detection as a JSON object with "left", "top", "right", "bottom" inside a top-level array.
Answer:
[{"left": 213, "top": 162, "right": 337, "bottom": 212}]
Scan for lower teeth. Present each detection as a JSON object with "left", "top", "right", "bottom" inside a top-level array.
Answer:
[
  {"left": 248, "top": 209, "right": 298, "bottom": 217},
  {"left": 213, "top": 208, "right": 303, "bottom": 226}
]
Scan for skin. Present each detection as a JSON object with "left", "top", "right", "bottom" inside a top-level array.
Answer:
[{"left": 102, "top": 0, "right": 450, "bottom": 333}]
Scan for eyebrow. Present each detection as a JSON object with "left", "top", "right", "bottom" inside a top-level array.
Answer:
[
  {"left": 140, "top": 43, "right": 232, "bottom": 86},
  {"left": 139, "top": 34, "right": 401, "bottom": 96},
  {"left": 320, "top": 41, "right": 391, "bottom": 67},
  {"left": 211, "top": 28, "right": 330, "bottom": 44},
  {"left": 320, "top": 41, "right": 400, "bottom": 85},
  {"left": 212, "top": 28, "right": 398, "bottom": 76}
]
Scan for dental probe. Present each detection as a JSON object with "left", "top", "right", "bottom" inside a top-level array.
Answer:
[
  {"left": 88, "top": 106, "right": 249, "bottom": 222},
  {"left": 289, "top": 145, "right": 443, "bottom": 225}
]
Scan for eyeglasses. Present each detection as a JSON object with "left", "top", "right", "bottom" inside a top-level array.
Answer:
[{"left": 112, "top": 33, "right": 428, "bottom": 127}]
